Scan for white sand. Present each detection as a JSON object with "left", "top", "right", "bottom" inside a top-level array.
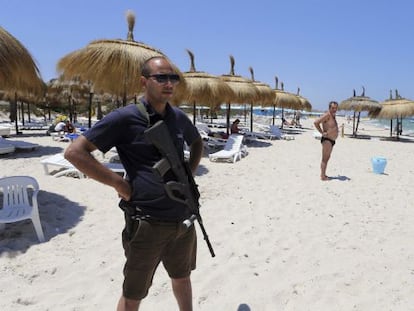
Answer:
[{"left": 1, "top": 117, "right": 414, "bottom": 310}]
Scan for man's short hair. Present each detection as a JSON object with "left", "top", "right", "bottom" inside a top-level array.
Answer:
[
  {"left": 141, "top": 56, "right": 168, "bottom": 77},
  {"left": 329, "top": 101, "right": 338, "bottom": 107}
]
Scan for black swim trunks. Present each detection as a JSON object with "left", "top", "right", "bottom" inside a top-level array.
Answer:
[{"left": 321, "top": 136, "right": 336, "bottom": 146}]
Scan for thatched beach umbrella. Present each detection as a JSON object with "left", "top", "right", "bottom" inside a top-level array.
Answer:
[
  {"left": 173, "top": 49, "right": 234, "bottom": 124},
  {"left": 370, "top": 89, "right": 414, "bottom": 139},
  {"left": 296, "top": 88, "right": 312, "bottom": 112},
  {"left": 57, "top": 10, "right": 185, "bottom": 106},
  {"left": 1, "top": 89, "right": 46, "bottom": 127},
  {"left": 294, "top": 87, "right": 312, "bottom": 127},
  {"left": 0, "top": 27, "right": 43, "bottom": 92},
  {"left": 1, "top": 26, "right": 44, "bottom": 134},
  {"left": 46, "top": 76, "right": 91, "bottom": 124},
  {"left": 272, "top": 77, "right": 302, "bottom": 127},
  {"left": 339, "top": 87, "right": 380, "bottom": 137},
  {"left": 248, "top": 67, "right": 273, "bottom": 131},
  {"left": 219, "top": 55, "right": 258, "bottom": 135}
]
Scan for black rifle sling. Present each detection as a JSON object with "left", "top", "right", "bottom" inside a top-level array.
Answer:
[
  {"left": 136, "top": 101, "right": 150, "bottom": 127},
  {"left": 137, "top": 100, "right": 183, "bottom": 160}
]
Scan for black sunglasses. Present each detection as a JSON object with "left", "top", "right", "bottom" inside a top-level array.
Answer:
[{"left": 146, "top": 74, "right": 180, "bottom": 84}]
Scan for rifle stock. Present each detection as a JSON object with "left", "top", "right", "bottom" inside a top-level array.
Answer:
[{"left": 145, "top": 121, "right": 215, "bottom": 257}]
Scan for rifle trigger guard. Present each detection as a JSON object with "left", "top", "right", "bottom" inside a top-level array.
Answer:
[{"left": 164, "top": 181, "right": 187, "bottom": 204}]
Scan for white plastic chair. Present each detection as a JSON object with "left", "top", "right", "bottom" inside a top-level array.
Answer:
[{"left": 0, "top": 176, "right": 45, "bottom": 242}]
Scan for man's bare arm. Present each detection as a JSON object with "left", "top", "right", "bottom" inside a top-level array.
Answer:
[
  {"left": 314, "top": 113, "right": 329, "bottom": 135},
  {"left": 64, "top": 136, "right": 131, "bottom": 200},
  {"left": 188, "top": 137, "right": 203, "bottom": 174}
]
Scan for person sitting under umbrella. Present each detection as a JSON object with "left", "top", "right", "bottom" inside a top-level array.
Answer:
[
  {"left": 55, "top": 120, "right": 76, "bottom": 133},
  {"left": 231, "top": 118, "right": 241, "bottom": 134}
]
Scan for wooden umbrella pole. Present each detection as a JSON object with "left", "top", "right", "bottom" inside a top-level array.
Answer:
[
  {"left": 14, "top": 92, "right": 20, "bottom": 135},
  {"left": 250, "top": 103, "right": 253, "bottom": 132},
  {"left": 226, "top": 102, "right": 231, "bottom": 136},
  {"left": 352, "top": 111, "right": 356, "bottom": 136},
  {"left": 355, "top": 111, "right": 361, "bottom": 135},
  {"left": 20, "top": 101, "right": 25, "bottom": 126},
  {"left": 193, "top": 101, "right": 196, "bottom": 124},
  {"left": 88, "top": 91, "right": 93, "bottom": 129}
]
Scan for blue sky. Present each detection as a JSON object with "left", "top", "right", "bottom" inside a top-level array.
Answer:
[{"left": 1, "top": 0, "right": 413, "bottom": 111}]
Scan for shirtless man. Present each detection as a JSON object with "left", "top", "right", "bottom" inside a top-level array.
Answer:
[{"left": 314, "top": 101, "right": 339, "bottom": 180}]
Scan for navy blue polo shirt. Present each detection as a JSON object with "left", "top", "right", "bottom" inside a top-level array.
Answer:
[{"left": 84, "top": 100, "right": 201, "bottom": 220}]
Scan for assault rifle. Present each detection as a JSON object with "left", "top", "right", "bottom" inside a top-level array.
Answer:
[{"left": 145, "top": 120, "right": 215, "bottom": 257}]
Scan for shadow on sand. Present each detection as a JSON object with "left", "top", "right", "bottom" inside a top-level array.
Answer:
[
  {"left": 237, "top": 303, "right": 252, "bottom": 311},
  {"left": 0, "top": 190, "right": 85, "bottom": 255},
  {"left": 329, "top": 175, "right": 351, "bottom": 181}
]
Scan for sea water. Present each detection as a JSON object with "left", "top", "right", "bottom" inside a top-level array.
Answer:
[
  {"left": 252, "top": 108, "right": 414, "bottom": 134},
  {"left": 365, "top": 117, "right": 414, "bottom": 135}
]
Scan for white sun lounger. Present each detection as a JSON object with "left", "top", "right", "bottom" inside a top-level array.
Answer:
[
  {"left": 41, "top": 153, "right": 126, "bottom": 178},
  {"left": 0, "top": 125, "right": 11, "bottom": 137},
  {"left": 268, "top": 125, "right": 295, "bottom": 140},
  {"left": 41, "top": 153, "right": 83, "bottom": 178},
  {"left": 313, "top": 131, "right": 322, "bottom": 140},
  {"left": 208, "top": 134, "right": 247, "bottom": 163}
]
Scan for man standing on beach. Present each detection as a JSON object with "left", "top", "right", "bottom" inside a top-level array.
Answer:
[
  {"left": 314, "top": 101, "right": 339, "bottom": 180},
  {"left": 65, "top": 56, "right": 203, "bottom": 311}
]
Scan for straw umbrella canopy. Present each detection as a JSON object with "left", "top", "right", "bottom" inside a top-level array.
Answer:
[
  {"left": 296, "top": 87, "right": 312, "bottom": 111},
  {"left": 57, "top": 10, "right": 185, "bottom": 106},
  {"left": 0, "top": 26, "right": 43, "bottom": 93},
  {"left": 370, "top": 89, "right": 414, "bottom": 139},
  {"left": 339, "top": 87, "right": 380, "bottom": 136},
  {"left": 272, "top": 77, "right": 302, "bottom": 127},
  {"left": 46, "top": 76, "right": 91, "bottom": 123},
  {"left": 219, "top": 55, "right": 259, "bottom": 135},
  {"left": 294, "top": 87, "right": 312, "bottom": 127},
  {"left": 172, "top": 49, "right": 234, "bottom": 124},
  {"left": 248, "top": 67, "right": 273, "bottom": 131},
  {"left": 1, "top": 26, "right": 44, "bottom": 133},
  {"left": 1, "top": 88, "right": 46, "bottom": 126}
]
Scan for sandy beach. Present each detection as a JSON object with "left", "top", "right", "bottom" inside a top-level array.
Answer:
[{"left": 1, "top": 116, "right": 414, "bottom": 311}]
